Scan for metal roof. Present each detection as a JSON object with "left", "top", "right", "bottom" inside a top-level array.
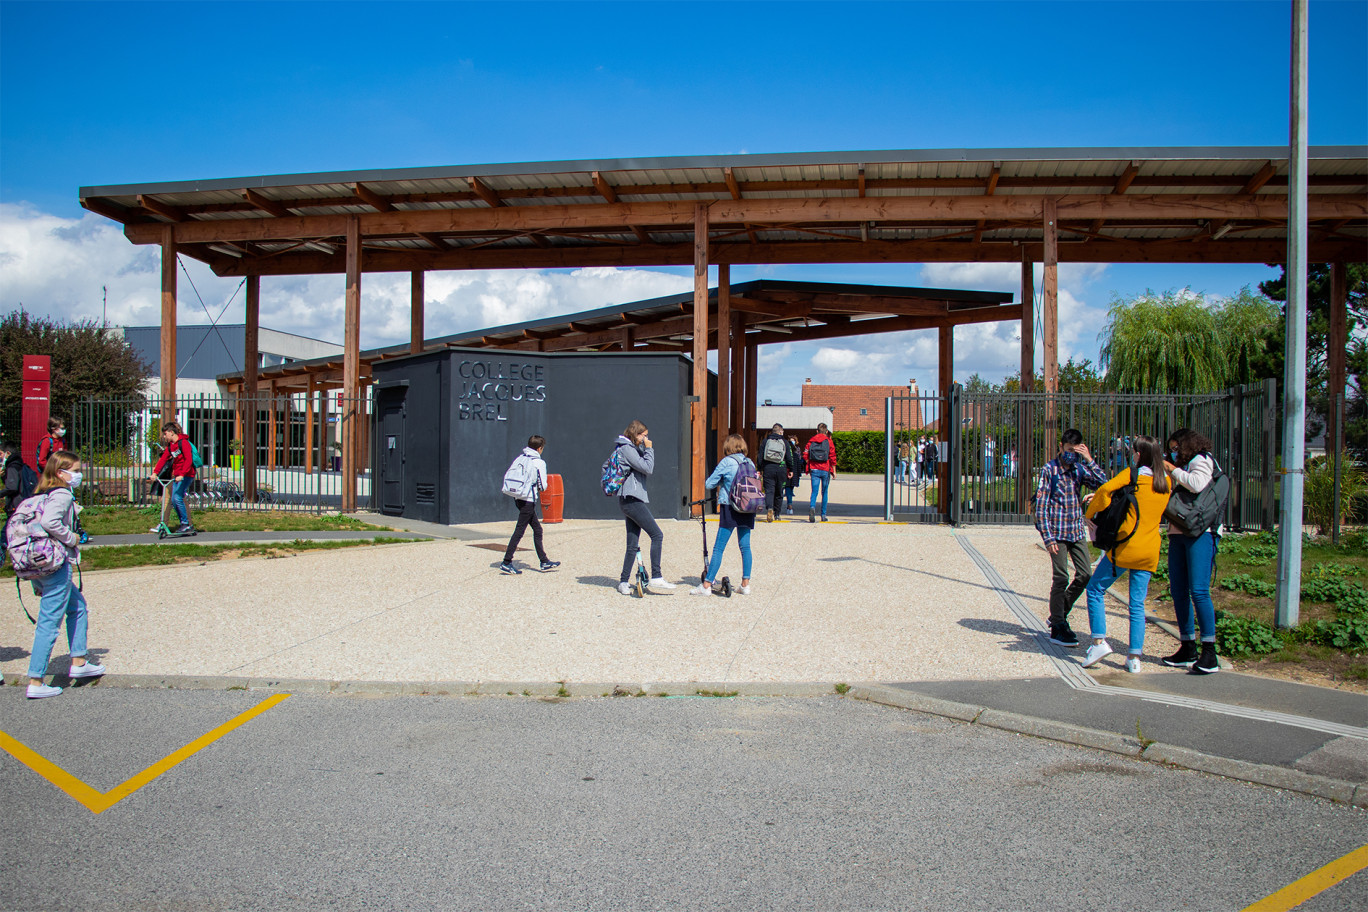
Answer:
[{"left": 81, "top": 146, "right": 1367, "bottom": 274}]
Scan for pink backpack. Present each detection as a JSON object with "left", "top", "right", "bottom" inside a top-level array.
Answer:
[
  {"left": 4, "top": 493, "right": 67, "bottom": 580},
  {"left": 728, "top": 457, "right": 765, "bottom": 513}
]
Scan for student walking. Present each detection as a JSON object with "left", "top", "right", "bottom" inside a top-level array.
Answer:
[
  {"left": 17, "top": 450, "right": 106, "bottom": 698},
  {"left": 612, "top": 420, "right": 676, "bottom": 595},
  {"left": 1032, "top": 429, "right": 1108, "bottom": 647},
  {"left": 1082, "top": 436, "right": 1173, "bottom": 673},
  {"left": 149, "top": 422, "right": 196, "bottom": 534},
  {"left": 804, "top": 423, "right": 837, "bottom": 522},
  {"left": 759, "top": 423, "right": 792, "bottom": 523},
  {"left": 1162, "top": 427, "right": 1222, "bottom": 675},
  {"left": 896, "top": 440, "right": 911, "bottom": 485},
  {"left": 690, "top": 434, "right": 755, "bottom": 596},
  {"left": 921, "top": 437, "right": 939, "bottom": 489},
  {"left": 784, "top": 435, "right": 802, "bottom": 513},
  {"left": 35, "top": 417, "right": 66, "bottom": 471},
  {"left": 500, "top": 435, "right": 559, "bottom": 575}
]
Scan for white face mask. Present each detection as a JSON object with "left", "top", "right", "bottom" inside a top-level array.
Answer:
[
  {"left": 56, "top": 428, "right": 66, "bottom": 438},
  {"left": 64, "top": 470, "right": 83, "bottom": 488}
]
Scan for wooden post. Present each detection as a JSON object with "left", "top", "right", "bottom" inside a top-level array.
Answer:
[
  {"left": 342, "top": 216, "right": 362, "bottom": 512},
  {"left": 160, "top": 226, "right": 177, "bottom": 421},
  {"left": 1018, "top": 253, "right": 1035, "bottom": 512},
  {"left": 744, "top": 337, "right": 758, "bottom": 454},
  {"left": 717, "top": 264, "right": 731, "bottom": 453},
  {"left": 305, "top": 377, "right": 315, "bottom": 474},
  {"left": 411, "top": 271, "right": 424, "bottom": 355},
  {"left": 243, "top": 276, "right": 259, "bottom": 501},
  {"left": 691, "top": 203, "right": 709, "bottom": 516},
  {"left": 938, "top": 324, "right": 953, "bottom": 515},
  {"left": 730, "top": 311, "right": 744, "bottom": 435},
  {"left": 1042, "top": 198, "right": 1059, "bottom": 431}
]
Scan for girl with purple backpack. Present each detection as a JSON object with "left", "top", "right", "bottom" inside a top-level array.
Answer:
[{"left": 690, "top": 434, "right": 759, "bottom": 596}]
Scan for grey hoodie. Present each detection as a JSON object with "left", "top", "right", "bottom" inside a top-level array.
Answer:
[
  {"left": 613, "top": 435, "right": 654, "bottom": 503},
  {"left": 36, "top": 486, "right": 81, "bottom": 565}
]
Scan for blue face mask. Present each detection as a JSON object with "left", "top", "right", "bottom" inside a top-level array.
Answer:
[
  {"left": 1169, "top": 451, "right": 1179, "bottom": 463},
  {"left": 1059, "top": 452, "right": 1079, "bottom": 466}
]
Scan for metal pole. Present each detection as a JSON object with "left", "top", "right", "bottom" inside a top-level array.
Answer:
[
  {"left": 1276, "top": 0, "right": 1308, "bottom": 629},
  {"left": 884, "top": 396, "right": 894, "bottom": 521}
]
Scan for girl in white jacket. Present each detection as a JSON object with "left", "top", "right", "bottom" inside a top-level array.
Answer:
[{"left": 24, "top": 450, "right": 105, "bottom": 699}]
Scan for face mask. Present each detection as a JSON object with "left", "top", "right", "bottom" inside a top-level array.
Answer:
[
  {"left": 1169, "top": 451, "right": 1179, "bottom": 463},
  {"left": 56, "top": 429, "right": 66, "bottom": 438},
  {"left": 64, "top": 471, "right": 82, "bottom": 488},
  {"left": 1059, "top": 452, "right": 1079, "bottom": 466}
]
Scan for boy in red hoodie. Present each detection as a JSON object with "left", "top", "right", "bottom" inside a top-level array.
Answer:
[
  {"left": 803, "top": 422, "right": 837, "bottom": 522},
  {"left": 149, "top": 421, "right": 197, "bottom": 533}
]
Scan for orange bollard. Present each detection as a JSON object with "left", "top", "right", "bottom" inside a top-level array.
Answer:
[{"left": 540, "top": 473, "right": 564, "bottom": 523}]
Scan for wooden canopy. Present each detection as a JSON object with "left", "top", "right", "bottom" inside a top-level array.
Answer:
[{"left": 80, "top": 146, "right": 1368, "bottom": 512}]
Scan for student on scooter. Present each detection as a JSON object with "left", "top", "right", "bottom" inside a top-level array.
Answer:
[
  {"left": 149, "top": 421, "right": 196, "bottom": 534},
  {"left": 614, "top": 420, "right": 676, "bottom": 596},
  {"left": 690, "top": 434, "right": 755, "bottom": 597},
  {"left": 23, "top": 450, "right": 106, "bottom": 699}
]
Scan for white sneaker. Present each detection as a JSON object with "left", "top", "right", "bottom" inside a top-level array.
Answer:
[
  {"left": 649, "top": 578, "right": 676, "bottom": 590},
  {"left": 1082, "top": 641, "right": 1113, "bottom": 668},
  {"left": 69, "top": 662, "right": 106, "bottom": 679},
  {"left": 27, "top": 683, "right": 62, "bottom": 699},
  {"left": 689, "top": 584, "right": 711, "bottom": 596},
  {"left": 1125, "top": 655, "right": 1141, "bottom": 674},
  {"left": 737, "top": 585, "right": 751, "bottom": 595},
  {"left": 617, "top": 582, "right": 632, "bottom": 596}
]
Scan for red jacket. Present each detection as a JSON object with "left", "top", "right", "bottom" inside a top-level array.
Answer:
[
  {"left": 37, "top": 434, "right": 61, "bottom": 469},
  {"left": 153, "top": 437, "right": 196, "bottom": 479},
  {"left": 804, "top": 434, "right": 837, "bottom": 473}
]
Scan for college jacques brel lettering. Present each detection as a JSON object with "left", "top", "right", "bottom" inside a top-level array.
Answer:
[{"left": 456, "top": 359, "right": 548, "bottom": 421}]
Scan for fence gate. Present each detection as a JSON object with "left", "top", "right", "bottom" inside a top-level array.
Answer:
[{"left": 885, "top": 391, "right": 956, "bottom": 523}]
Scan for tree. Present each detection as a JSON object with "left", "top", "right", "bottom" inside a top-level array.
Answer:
[
  {"left": 1097, "top": 287, "right": 1277, "bottom": 393},
  {"left": 0, "top": 311, "right": 151, "bottom": 445},
  {"left": 1001, "top": 357, "right": 1106, "bottom": 393}
]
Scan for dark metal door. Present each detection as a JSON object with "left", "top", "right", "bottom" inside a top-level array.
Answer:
[
  {"left": 886, "top": 392, "right": 952, "bottom": 523},
  {"left": 378, "top": 389, "right": 405, "bottom": 515}
]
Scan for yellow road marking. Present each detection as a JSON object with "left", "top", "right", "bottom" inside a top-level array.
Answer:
[
  {"left": 0, "top": 692, "right": 289, "bottom": 814},
  {"left": 1241, "top": 844, "right": 1368, "bottom": 912}
]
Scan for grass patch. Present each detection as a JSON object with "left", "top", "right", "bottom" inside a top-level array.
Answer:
[
  {"left": 695, "top": 689, "right": 739, "bottom": 698},
  {"left": 79, "top": 507, "right": 391, "bottom": 536},
  {"left": 1, "top": 537, "right": 419, "bottom": 576},
  {"left": 834, "top": 682, "right": 851, "bottom": 695}
]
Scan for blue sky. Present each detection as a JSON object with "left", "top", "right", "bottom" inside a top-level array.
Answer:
[{"left": 2, "top": 0, "right": 1365, "bottom": 399}]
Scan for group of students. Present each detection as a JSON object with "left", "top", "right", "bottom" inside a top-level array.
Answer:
[
  {"left": 895, "top": 437, "right": 940, "bottom": 486},
  {"left": 497, "top": 419, "right": 840, "bottom": 596},
  {"left": 1034, "top": 426, "right": 1226, "bottom": 676}
]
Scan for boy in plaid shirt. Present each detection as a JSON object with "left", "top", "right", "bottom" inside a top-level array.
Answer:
[{"left": 1033, "top": 428, "right": 1108, "bottom": 647}]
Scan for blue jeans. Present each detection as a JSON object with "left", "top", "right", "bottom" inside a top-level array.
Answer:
[
  {"left": 27, "top": 561, "right": 88, "bottom": 679},
  {"left": 706, "top": 523, "right": 752, "bottom": 583},
  {"left": 808, "top": 470, "right": 831, "bottom": 515},
  {"left": 171, "top": 477, "right": 193, "bottom": 527},
  {"left": 1169, "top": 532, "right": 1217, "bottom": 642},
  {"left": 1085, "top": 555, "right": 1152, "bottom": 654}
]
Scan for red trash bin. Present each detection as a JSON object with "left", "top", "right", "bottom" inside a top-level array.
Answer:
[{"left": 540, "top": 473, "right": 564, "bottom": 523}]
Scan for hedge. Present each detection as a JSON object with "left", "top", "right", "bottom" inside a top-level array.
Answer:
[{"left": 828, "top": 431, "right": 935, "bottom": 474}]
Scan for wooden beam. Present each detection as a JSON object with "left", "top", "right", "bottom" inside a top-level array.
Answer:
[
  {"left": 242, "top": 188, "right": 294, "bottom": 218},
  {"left": 857, "top": 165, "right": 866, "bottom": 199},
  {"left": 974, "top": 166, "right": 1001, "bottom": 242},
  {"left": 354, "top": 182, "right": 395, "bottom": 212},
  {"left": 1042, "top": 199, "right": 1059, "bottom": 414},
  {"left": 469, "top": 177, "right": 504, "bottom": 208},
  {"left": 127, "top": 194, "right": 1368, "bottom": 246},
  {"left": 631, "top": 225, "right": 655, "bottom": 245},
  {"left": 724, "top": 168, "right": 742, "bottom": 200},
  {"left": 730, "top": 310, "right": 744, "bottom": 435},
  {"left": 692, "top": 203, "right": 709, "bottom": 516},
  {"left": 139, "top": 194, "right": 184, "bottom": 223},
  {"left": 1241, "top": 161, "right": 1278, "bottom": 195},
  {"left": 160, "top": 226, "right": 177, "bottom": 420},
  {"left": 717, "top": 264, "right": 731, "bottom": 453},
  {"left": 592, "top": 171, "right": 618, "bottom": 203},
  {"left": 744, "top": 336, "right": 758, "bottom": 454},
  {"left": 1090, "top": 162, "right": 1142, "bottom": 237},
  {"left": 418, "top": 232, "right": 448, "bottom": 250},
  {"left": 410, "top": 271, "right": 424, "bottom": 354},
  {"left": 342, "top": 216, "right": 361, "bottom": 512}
]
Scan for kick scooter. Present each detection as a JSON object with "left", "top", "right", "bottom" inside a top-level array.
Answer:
[
  {"left": 688, "top": 498, "right": 731, "bottom": 597},
  {"left": 153, "top": 477, "right": 198, "bottom": 540}
]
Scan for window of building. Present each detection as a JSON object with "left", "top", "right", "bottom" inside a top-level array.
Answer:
[{"left": 860, "top": 408, "right": 868, "bottom": 416}]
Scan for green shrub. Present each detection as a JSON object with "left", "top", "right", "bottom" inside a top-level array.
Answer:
[
  {"left": 1215, "top": 611, "right": 1283, "bottom": 658},
  {"left": 829, "top": 431, "right": 889, "bottom": 474},
  {"left": 1219, "top": 574, "right": 1275, "bottom": 597},
  {"left": 1303, "top": 450, "right": 1366, "bottom": 536},
  {"left": 1299, "top": 616, "right": 1368, "bottom": 654}
]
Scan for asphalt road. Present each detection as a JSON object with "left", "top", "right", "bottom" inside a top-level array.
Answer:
[{"left": 1, "top": 689, "right": 1364, "bottom": 912}]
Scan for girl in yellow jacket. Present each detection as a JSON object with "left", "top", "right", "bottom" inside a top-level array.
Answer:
[{"left": 1081, "top": 435, "right": 1172, "bottom": 673}]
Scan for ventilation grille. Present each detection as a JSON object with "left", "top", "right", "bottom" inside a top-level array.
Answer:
[{"left": 415, "top": 483, "right": 436, "bottom": 504}]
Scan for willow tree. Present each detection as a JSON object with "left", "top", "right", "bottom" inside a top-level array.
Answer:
[{"left": 1098, "top": 287, "right": 1276, "bottom": 394}]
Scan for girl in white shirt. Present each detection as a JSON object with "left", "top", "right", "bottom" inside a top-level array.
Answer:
[{"left": 1161, "top": 428, "right": 1221, "bottom": 675}]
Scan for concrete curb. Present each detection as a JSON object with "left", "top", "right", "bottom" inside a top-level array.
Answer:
[{"left": 852, "top": 684, "right": 1364, "bottom": 807}]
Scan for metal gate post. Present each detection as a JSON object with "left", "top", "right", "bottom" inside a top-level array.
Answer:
[
  {"left": 949, "top": 384, "right": 963, "bottom": 526},
  {"left": 884, "top": 396, "right": 894, "bottom": 521},
  {"left": 1261, "top": 377, "right": 1277, "bottom": 532}
]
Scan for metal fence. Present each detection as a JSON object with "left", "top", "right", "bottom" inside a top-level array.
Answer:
[
  {"left": 73, "top": 393, "right": 373, "bottom": 513},
  {"left": 885, "top": 379, "right": 1277, "bottom": 530}
]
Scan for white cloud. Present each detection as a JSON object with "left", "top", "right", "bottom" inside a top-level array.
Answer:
[{"left": 0, "top": 202, "right": 691, "bottom": 347}]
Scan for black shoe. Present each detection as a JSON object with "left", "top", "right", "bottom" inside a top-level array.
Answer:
[
  {"left": 1189, "top": 644, "right": 1220, "bottom": 675},
  {"left": 1048, "top": 624, "right": 1080, "bottom": 648},
  {"left": 808, "top": 508, "right": 815, "bottom": 523},
  {"left": 1162, "top": 641, "right": 1199, "bottom": 668},
  {"left": 499, "top": 562, "right": 522, "bottom": 575},
  {"left": 175, "top": 524, "right": 195, "bottom": 535},
  {"left": 539, "top": 560, "right": 560, "bottom": 572}
]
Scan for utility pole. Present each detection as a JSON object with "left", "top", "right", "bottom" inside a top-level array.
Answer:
[{"left": 1275, "top": 0, "right": 1308, "bottom": 628}]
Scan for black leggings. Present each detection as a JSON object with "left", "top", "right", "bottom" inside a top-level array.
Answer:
[{"left": 619, "top": 496, "right": 663, "bottom": 582}]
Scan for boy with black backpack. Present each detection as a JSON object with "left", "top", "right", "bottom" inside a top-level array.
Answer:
[
  {"left": 759, "top": 423, "right": 794, "bottom": 523},
  {"left": 500, "top": 435, "right": 559, "bottom": 575}
]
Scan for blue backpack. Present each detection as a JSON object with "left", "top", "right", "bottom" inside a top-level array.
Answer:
[{"left": 601, "top": 447, "right": 632, "bottom": 497}]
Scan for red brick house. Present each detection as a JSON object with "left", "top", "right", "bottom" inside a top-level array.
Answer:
[{"left": 800, "top": 380, "right": 924, "bottom": 431}]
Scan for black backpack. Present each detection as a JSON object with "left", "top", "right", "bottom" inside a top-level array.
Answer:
[
  {"left": 808, "top": 437, "right": 831, "bottom": 463},
  {"left": 1092, "top": 467, "right": 1139, "bottom": 554},
  {"left": 1163, "top": 458, "right": 1230, "bottom": 537}
]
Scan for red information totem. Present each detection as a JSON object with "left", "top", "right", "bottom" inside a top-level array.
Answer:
[{"left": 22, "top": 355, "right": 51, "bottom": 472}]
